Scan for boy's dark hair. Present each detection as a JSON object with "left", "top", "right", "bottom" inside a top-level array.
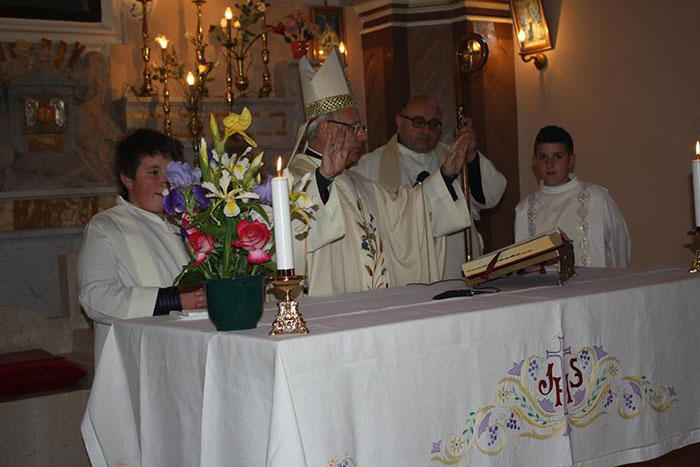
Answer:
[
  {"left": 534, "top": 125, "right": 574, "bottom": 155},
  {"left": 113, "top": 128, "right": 184, "bottom": 198}
]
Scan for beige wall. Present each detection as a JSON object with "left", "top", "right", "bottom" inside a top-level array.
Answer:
[
  {"left": 515, "top": 0, "right": 700, "bottom": 267},
  {"left": 109, "top": 0, "right": 366, "bottom": 122}
]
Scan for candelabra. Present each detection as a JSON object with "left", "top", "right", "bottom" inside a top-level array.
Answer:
[
  {"left": 258, "top": 14, "right": 272, "bottom": 98},
  {"left": 689, "top": 228, "right": 700, "bottom": 273},
  {"left": 268, "top": 271, "right": 309, "bottom": 335},
  {"left": 155, "top": 35, "right": 172, "bottom": 136},
  {"left": 132, "top": 0, "right": 157, "bottom": 96},
  {"left": 192, "top": 0, "right": 209, "bottom": 97},
  {"left": 185, "top": 71, "right": 202, "bottom": 156}
]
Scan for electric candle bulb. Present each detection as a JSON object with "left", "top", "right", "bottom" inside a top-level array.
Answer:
[
  {"left": 225, "top": 7, "right": 233, "bottom": 20},
  {"left": 155, "top": 34, "right": 169, "bottom": 50},
  {"left": 220, "top": 18, "right": 227, "bottom": 28},
  {"left": 186, "top": 71, "right": 195, "bottom": 87},
  {"left": 518, "top": 29, "right": 526, "bottom": 43}
]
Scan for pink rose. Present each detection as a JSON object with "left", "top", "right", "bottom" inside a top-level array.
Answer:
[
  {"left": 187, "top": 230, "right": 214, "bottom": 266},
  {"left": 231, "top": 219, "right": 271, "bottom": 264}
]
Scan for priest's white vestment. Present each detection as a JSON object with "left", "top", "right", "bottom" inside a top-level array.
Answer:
[
  {"left": 352, "top": 134, "right": 506, "bottom": 278},
  {"left": 514, "top": 175, "right": 630, "bottom": 267},
  {"left": 289, "top": 152, "right": 471, "bottom": 296},
  {"left": 77, "top": 197, "right": 189, "bottom": 362}
]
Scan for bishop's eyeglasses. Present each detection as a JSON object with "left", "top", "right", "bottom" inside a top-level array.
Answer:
[
  {"left": 328, "top": 120, "right": 368, "bottom": 136},
  {"left": 400, "top": 114, "right": 443, "bottom": 131}
]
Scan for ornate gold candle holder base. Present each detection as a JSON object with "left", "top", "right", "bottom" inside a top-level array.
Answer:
[
  {"left": 268, "top": 272, "right": 309, "bottom": 335},
  {"left": 688, "top": 227, "right": 700, "bottom": 273}
]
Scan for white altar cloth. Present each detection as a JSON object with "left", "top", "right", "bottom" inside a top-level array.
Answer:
[{"left": 82, "top": 268, "right": 700, "bottom": 467}]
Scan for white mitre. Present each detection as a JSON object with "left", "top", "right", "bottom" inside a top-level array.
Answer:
[
  {"left": 290, "top": 48, "right": 358, "bottom": 160},
  {"left": 299, "top": 48, "right": 357, "bottom": 121}
]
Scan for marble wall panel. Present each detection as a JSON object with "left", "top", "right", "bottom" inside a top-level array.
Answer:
[
  {"left": 10, "top": 195, "right": 115, "bottom": 230},
  {"left": 0, "top": 230, "right": 83, "bottom": 318}
]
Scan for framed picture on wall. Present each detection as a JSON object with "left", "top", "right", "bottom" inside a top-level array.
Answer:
[
  {"left": 510, "top": 0, "right": 552, "bottom": 54},
  {"left": 311, "top": 6, "right": 345, "bottom": 62}
]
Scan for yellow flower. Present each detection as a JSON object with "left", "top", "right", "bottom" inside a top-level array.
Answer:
[
  {"left": 496, "top": 383, "right": 510, "bottom": 404},
  {"left": 447, "top": 434, "right": 465, "bottom": 455},
  {"left": 223, "top": 107, "right": 257, "bottom": 147},
  {"left": 608, "top": 363, "right": 619, "bottom": 379}
]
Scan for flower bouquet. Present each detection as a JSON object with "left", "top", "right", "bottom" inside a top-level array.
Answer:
[
  {"left": 162, "top": 108, "right": 313, "bottom": 330},
  {"left": 272, "top": 10, "right": 321, "bottom": 58}
]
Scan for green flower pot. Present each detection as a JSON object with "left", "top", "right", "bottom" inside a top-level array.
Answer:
[{"left": 204, "top": 275, "right": 265, "bottom": 331}]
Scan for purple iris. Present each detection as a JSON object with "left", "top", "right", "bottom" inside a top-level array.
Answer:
[
  {"left": 166, "top": 161, "right": 201, "bottom": 188},
  {"left": 163, "top": 188, "right": 186, "bottom": 215},
  {"left": 192, "top": 184, "right": 212, "bottom": 208},
  {"left": 253, "top": 175, "right": 273, "bottom": 205}
]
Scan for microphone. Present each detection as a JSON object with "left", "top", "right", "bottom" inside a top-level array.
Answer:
[{"left": 414, "top": 171, "right": 430, "bottom": 186}]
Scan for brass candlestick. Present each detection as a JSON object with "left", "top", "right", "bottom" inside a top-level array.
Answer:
[
  {"left": 223, "top": 9, "right": 235, "bottom": 113},
  {"left": 132, "top": 0, "right": 157, "bottom": 96},
  {"left": 185, "top": 72, "right": 202, "bottom": 156},
  {"left": 258, "top": 14, "right": 272, "bottom": 98},
  {"left": 688, "top": 227, "right": 700, "bottom": 273},
  {"left": 192, "top": 0, "right": 209, "bottom": 97},
  {"left": 268, "top": 272, "right": 309, "bottom": 335},
  {"left": 155, "top": 35, "right": 172, "bottom": 136}
]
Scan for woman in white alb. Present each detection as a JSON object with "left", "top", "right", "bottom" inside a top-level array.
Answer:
[{"left": 77, "top": 129, "right": 206, "bottom": 363}]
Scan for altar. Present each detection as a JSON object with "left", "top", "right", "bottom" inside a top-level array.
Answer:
[{"left": 81, "top": 268, "right": 700, "bottom": 466}]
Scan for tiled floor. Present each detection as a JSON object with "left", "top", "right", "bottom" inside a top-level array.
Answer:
[{"left": 629, "top": 442, "right": 700, "bottom": 466}]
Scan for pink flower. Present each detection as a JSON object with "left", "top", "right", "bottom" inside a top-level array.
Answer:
[
  {"left": 187, "top": 230, "right": 215, "bottom": 266},
  {"left": 231, "top": 219, "right": 271, "bottom": 264}
]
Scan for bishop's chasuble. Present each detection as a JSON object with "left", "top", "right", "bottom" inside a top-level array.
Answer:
[
  {"left": 514, "top": 175, "right": 631, "bottom": 267},
  {"left": 352, "top": 134, "right": 507, "bottom": 278},
  {"left": 289, "top": 152, "right": 471, "bottom": 296}
]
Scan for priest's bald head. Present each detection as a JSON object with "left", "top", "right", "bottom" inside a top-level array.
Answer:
[
  {"left": 297, "top": 49, "right": 367, "bottom": 167},
  {"left": 396, "top": 96, "right": 444, "bottom": 154}
]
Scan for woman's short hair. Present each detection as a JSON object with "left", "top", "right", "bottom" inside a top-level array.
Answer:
[{"left": 113, "top": 128, "right": 184, "bottom": 198}]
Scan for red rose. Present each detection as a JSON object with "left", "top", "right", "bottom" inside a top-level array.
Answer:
[
  {"left": 272, "top": 22, "right": 285, "bottom": 35},
  {"left": 231, "top": 219, "right": 271, "bottom": 264},
  {"left": 187, "top": 230, "right": 214, "bottom": 266}
]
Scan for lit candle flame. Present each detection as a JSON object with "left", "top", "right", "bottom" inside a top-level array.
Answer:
[
  {"left": 155, "top": 34, "right": 169, "bottom": 49},
  {"left": 186, "top": 71, "right": 195, "bottom": 86},
  {"left": 276, "top": 156, "right": 283, "bottom": 177},
  {"left": 696, "top": 141, "right": 700, "bottom": 159},
  {"left": 518, "top": 29, "right": 526, "bottom": 43},
  {"left": 225, "top": 7, "right": 233, "bottom": 20}
]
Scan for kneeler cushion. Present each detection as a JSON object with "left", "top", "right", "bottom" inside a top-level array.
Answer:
[{"left": 0, "top": 349, "right": 87, "bottom": 398}]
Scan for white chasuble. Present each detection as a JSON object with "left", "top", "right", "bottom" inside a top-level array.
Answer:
[
  {"left": 289, "top": 153, "right": 470, "bottom": 296},
  {"left": 78, "top": 197, "right": 189, "bottom": 361},
  {"left": 514, "top": 175, "right": 631, "bottom": 267},
  {"left": 352, "top": 134, "right": 506, "bottom": 278}
]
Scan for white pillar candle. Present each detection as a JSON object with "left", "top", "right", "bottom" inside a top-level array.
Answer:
[
  {"left": 271, "top": 156, "right": 294, "bottom": 270},
  {"left": 693, "top": 141, "right": 700, "bottom": 227}
]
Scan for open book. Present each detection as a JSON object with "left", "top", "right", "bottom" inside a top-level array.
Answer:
[{"left": 462, "top": 229, "right": 573, "bottom": 285}]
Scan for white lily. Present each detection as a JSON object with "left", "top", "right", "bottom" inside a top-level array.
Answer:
[
  {"left": 232, "top": 158, "right": 250, "bottom": 180},
  {"left": 202, "top": 170, "right": 260, "bottom": 218}
]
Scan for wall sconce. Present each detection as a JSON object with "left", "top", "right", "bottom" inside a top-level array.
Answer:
[
  {"left": 510, "top": 0, "right": 552, "bottom": 70},
  {"left": 517, "top": 29, "right": 547, "bottom": 69}
]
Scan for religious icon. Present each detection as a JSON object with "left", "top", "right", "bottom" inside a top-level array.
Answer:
[
  {"left": 311, "top": 7, "right": 345, "bottom": 63},
  {"left": 510, "top": 0, "right": 552, "bottom": 54}
]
